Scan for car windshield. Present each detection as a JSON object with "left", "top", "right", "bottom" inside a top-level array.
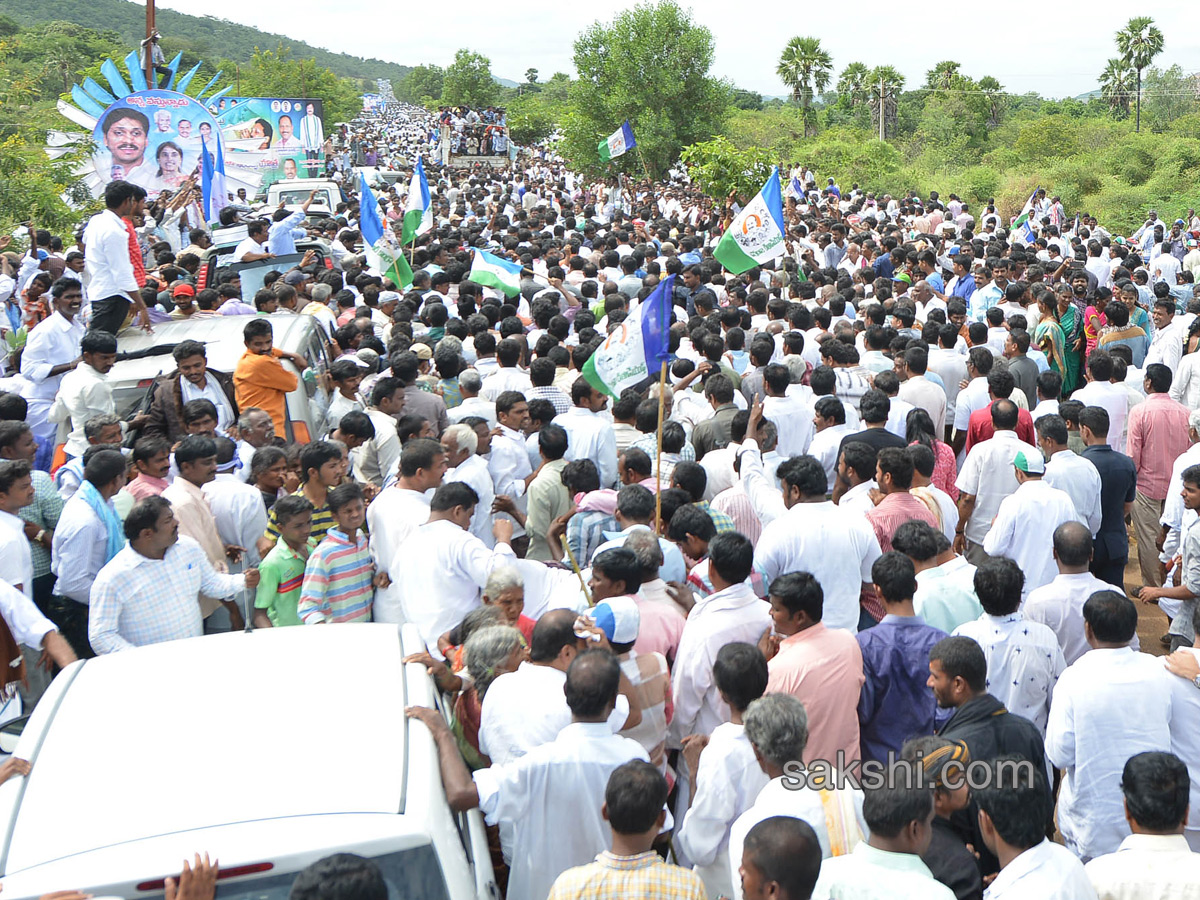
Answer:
[{"left": 277, "top": 189, "right": 332, "bottom": 208}]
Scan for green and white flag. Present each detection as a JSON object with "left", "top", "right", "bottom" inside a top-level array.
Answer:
[
  {"left": 1012, "top": 186, "right": 1040, "bottom": 244},
  {"left": 359, "top": 174, "right": 413, "bottom": 289},
  {"left": 713, "top": 167, "right": 786, "bottom": 275},
  {"left": 401, "top": 157, "right": 432, "bottom": 245},
  {"left": 468, "top": 248, "right": 522, "bottom": 298},
  {"left": 598, "top": 121, "right": 636, "bottom": 163}
]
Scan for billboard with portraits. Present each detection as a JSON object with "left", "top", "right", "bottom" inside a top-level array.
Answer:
[
  {"left": 211, "top": 97, "right": 326, "bottom": 187},
  {"left": 91, "top": 90, "right": 221, "bottom": 200}
]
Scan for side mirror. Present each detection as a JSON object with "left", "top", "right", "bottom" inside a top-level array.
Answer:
[{"left": 0, "top": 716, "right": 29, "bottom": 756}]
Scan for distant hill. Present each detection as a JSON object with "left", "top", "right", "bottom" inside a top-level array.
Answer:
[{"left": 7, "top": 0, "right": 413, "bottom": 86}]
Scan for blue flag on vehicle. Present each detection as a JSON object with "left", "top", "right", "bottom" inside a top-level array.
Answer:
[
  {"left": 360, "top": 174, "right": 414, "bottom": 289},
  {"left": 199, "top": 134, "right": 227, "bottom": 224}
]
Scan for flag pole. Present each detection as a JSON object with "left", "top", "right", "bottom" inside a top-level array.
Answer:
[
  {"left": 562, "top": 540, "right": 593, "bottom": 607},
  {"left": 654, "top": 359, "right": 667, "bottom": 532}
]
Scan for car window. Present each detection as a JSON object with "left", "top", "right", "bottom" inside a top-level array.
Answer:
[
  {"left": 305, "top": 328, "right": 332, "bottom": 407},
  {"left": 138, "top": 845, "right": 450, "bottom": 900}
]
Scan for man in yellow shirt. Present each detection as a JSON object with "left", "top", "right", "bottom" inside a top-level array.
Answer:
[{"left": 233, "top": 318, "right": 307, "bottom": 438}]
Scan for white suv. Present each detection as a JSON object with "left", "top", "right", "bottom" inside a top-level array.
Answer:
[{"left": 0, "top": 625, "right": 496, "bottom": 900}]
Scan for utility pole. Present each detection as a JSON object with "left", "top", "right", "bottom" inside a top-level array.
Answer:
[
  {"left": 144, "top": 0, "right": 156, "bottom": 87},
  {"left": 879, "top": 75, "right": 886, "bottom": 141}
]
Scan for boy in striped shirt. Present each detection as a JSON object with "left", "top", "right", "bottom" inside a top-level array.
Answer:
[{"left": 298, "top": 483, "right": 387, "bottom": 624}]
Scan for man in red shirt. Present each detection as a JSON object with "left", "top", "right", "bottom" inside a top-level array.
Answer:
[{"left": 962, "top": 368, "right": 1035, "bottom": 454}]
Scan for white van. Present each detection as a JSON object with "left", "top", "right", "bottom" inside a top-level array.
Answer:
[
  {"left": 0, "top": 625, "right": 497, "bottom": 900},
  {"left": 265, "top": 179, "right": 342, "bottom": 218}
]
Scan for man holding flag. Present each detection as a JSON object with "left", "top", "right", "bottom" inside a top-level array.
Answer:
[
  {"left": 598, "top": 121, "right": 636, "bottom": 164},
  {"left": 359, "top": 174, "right": 413, "bottom": 290}
]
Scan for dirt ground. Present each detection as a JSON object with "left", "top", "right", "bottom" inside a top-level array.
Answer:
[{"left": 1126, "top": 535, "right": 1171, "bottom": 657}]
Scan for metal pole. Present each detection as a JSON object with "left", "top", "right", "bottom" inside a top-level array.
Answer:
[
  {"left": 879, "top": 76, "right": 886, "bottom": 141},
  {"left": 144, "top": 0, "right": 156, "bottom": 87}
]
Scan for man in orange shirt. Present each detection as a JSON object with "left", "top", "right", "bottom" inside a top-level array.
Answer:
[{"left": 233, "top": 318, "right": 307, "bottom": 438}]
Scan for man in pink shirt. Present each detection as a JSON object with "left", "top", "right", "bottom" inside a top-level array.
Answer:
[
  {"left": 865, "top": 447, "right": 940, "bottom": 552},
  {"left": 759, "top": 570, "right": 864, "bottom": 769},
  {"left": 1128, "top": 363, "right": 1192, "bottom": 589},
  {"left": 626, "top": 530, "right": 686, "bottom": 666}
]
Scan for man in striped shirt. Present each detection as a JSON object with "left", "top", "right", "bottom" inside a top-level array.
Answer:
[{"left": 298, "top": 483, "right": 387, "bottom": 624}]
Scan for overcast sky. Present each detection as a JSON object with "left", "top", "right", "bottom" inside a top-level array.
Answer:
[{"left": 157, "top": 0, "right": 1198, "bottom": 99}]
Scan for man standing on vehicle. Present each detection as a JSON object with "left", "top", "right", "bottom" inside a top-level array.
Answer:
[
  {"left": 269, "top": 192, "right": 318, "bottom": 258},
  {"left": 233, "top": 319, "right": 307, "bottom": 439},
  {"left": 233, "top": 221, "right": 274, "bottom": 264},
  {"left": 144, "top": 340, "right": 239, "bottom": 443},
  {"left": 82, "top": 182, "right": 153, "bottom": 336}
]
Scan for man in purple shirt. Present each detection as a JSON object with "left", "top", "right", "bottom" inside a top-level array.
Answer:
[{"left": 856, "top": 551, "right": 948, "bottom": 764}]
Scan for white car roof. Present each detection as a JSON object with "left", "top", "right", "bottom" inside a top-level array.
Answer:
[
  {"left": 5, "top": 626, "right": 409, "bottom": 872},
  {"left": 107, "top": 313, "right": 315, "bottom": 386}
]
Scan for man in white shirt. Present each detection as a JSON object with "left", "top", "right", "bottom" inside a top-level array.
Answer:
[
  {"left": 1037, "top": 414, "right": 1103, "bottom": 534},
  {"left": 954, "top": 400, "right": 1039, "bottom": 565},
  {"left": 81, "top": 181, "right": 152, "bottom": 335},
  {"left": 727, "top": 694, "right": 868, "bottom": 900},
  {"left": 896, "top": 347, "right": 947, "bottom": 437},
  {"left": 408, "top": 650, "right": 650, "bottom": 900},
  {"left": 1146, "top": 298, "right": 1183, "bottom": 375},
  {"left": 391, "top": 481, "right": 516, "bottom": 656},
  {"left": 20, "top": 279, "right": 86, "bottom": 470},
  {"left": 232, "top": 220, "right": 273, "bottom": 264},
  {"left": 761, "top": 364, "right": 813, "bottom": 457},
  {"left": 353, "top": 377, "right": 405, "bottom": 489},
  {"left": 442, "top": 424, "right": 494, "bottom": 549},
  {"left": 480, "top": 338, "right": 532, "bottom": 401},
  {"left": 48, "top": 330, "right": 126, "bottom": 459},
  {"left": 1084, "top": 751, "right": 1200, "bottom": 896},
  {"left": 951, "top": 348, "right": 997, "bottom": 449},
  {"left": 554, "top": 378, "right": 618, "bottom": 489},
  {"left": 675, "top": 643, "right": 769, "bottom": 899},
  {"left": 447, "top": 370, "right": 498, "bottom": 426},
  {"left": 670, "top": 533, "right": 771, "bottom": 746},
  {"left": 952, "top": 557, "right": 1065, "bottom": 735},
  {"left": 983, "top": 448, "right": 1083, "bottom": 599},
  {"left": 808, "top": 397, "right": 855, "bottom": 493},
  {"left": 1071, "top": 349, "right": 1129, "bottom": 451},
  {"left": 1048, "top": 590, "right": 1173, "bottom": 862},
  {"left": 975, "top": 760, "right": 1096, "bottom": 899},
  {"left": 1025, "top": 521, "right": 1138, "bottom": 665},
  {"left": 368, "top": 438, "right": 444, "bottom": 622},
  {"left": 927, "top": 327, "right": 969, "bottom": 439}
]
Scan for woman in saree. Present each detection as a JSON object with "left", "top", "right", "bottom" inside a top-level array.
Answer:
[{"left": 1033, "top": 286, "right": 1075, "bottom": 394}]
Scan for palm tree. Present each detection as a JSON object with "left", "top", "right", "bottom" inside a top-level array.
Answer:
[
  {"left": 836, "top": 61, "right": 870, "bottom": 108},
  {"left": 1116, "top": 16, "right": 1164, "bottom": 132},
  {"left": 868, "top": 65, "right": 905, "bottom": 139},
  {"left": 525, "top": 67, "right": 539, "bottom": 84},
  {"left": 924, "top": 60, "right": 962, "bottom": 91},
  {"left": 1098, "top": 58, "right": 1135, "bottom": 119},
  {"left": 977, "top": 76, "right": 1005, "bottom": 127},
  {"left": 777, "top": 36, "right": 833, "bottom": 135}
]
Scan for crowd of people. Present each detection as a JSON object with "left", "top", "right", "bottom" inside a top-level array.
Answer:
[{"left": 0, "top": 99, "right": 1199, "bottom": 899}]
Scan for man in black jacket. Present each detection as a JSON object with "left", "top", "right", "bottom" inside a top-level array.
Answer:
[
  {"left": 1079, "top": 405, "right": 1138, "bottom": 587},
  {"left": 928, "top": 635, "right": 1050, "bottom": 880},
  {"left": 143, "top": 340, "right": 238, "bottom": 442}
]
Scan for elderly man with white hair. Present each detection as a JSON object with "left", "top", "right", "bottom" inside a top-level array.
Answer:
[
  {"left": 301, "top": 282, "right": 338, "bottom": 336},
  {"left": 443, "top": 422, "right": 494, "bottom": 549},
  {"left": 448, "top": 369, "right": 497, "bottom": 427},
  {"left": 725, "top": 694, "right": 867, "bottom": 900}
]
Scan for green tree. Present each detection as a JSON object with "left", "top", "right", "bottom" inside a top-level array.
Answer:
[
  {"left": 525, "top": 67, "right": 539, "bottom": 85},
  {"left": 441, "top": 48, "right": 499, "bottom": 108},
  {"left": 977, "top": 76, "right": 1005, "bottom": 127},
  {"left": 1142, "top": 65, "right": 1197, "bottom": 131},
  {"left": 776, "top": 36, "right": 832, "bottom": 135},
  {"left": 230, "top": 45, "right": 361, "bottom": 121},
  {"left": 924, "top": 60, "right": 962, "bottom": 91},
  {"left": 506, "top": 93, "right": 558, "bottom": 145},
  {"left": 1116, "top": 15, "right": 1164, "bottom": 132},
  {"left": 562, "top": 1, "right": 729, "bottom": 179},
  {"left": 732, "top": 88, "right": 763, "bottom": 111},
  {"left": 679, "top": 137, "right": 775, "bottom": 202},
  {"left": 397, "top": 64, "right": 444, "bottom": 105},
  {"left": 1099, "top": 58, "right": 1135, "bottom": 119},
  {"left": 836, "top": 62, "right": 870, "bottom": 109}
]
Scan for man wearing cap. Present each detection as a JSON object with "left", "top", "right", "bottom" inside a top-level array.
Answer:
[{"left": 982, "top": 448, "right": 1083, "bottom": 599}]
